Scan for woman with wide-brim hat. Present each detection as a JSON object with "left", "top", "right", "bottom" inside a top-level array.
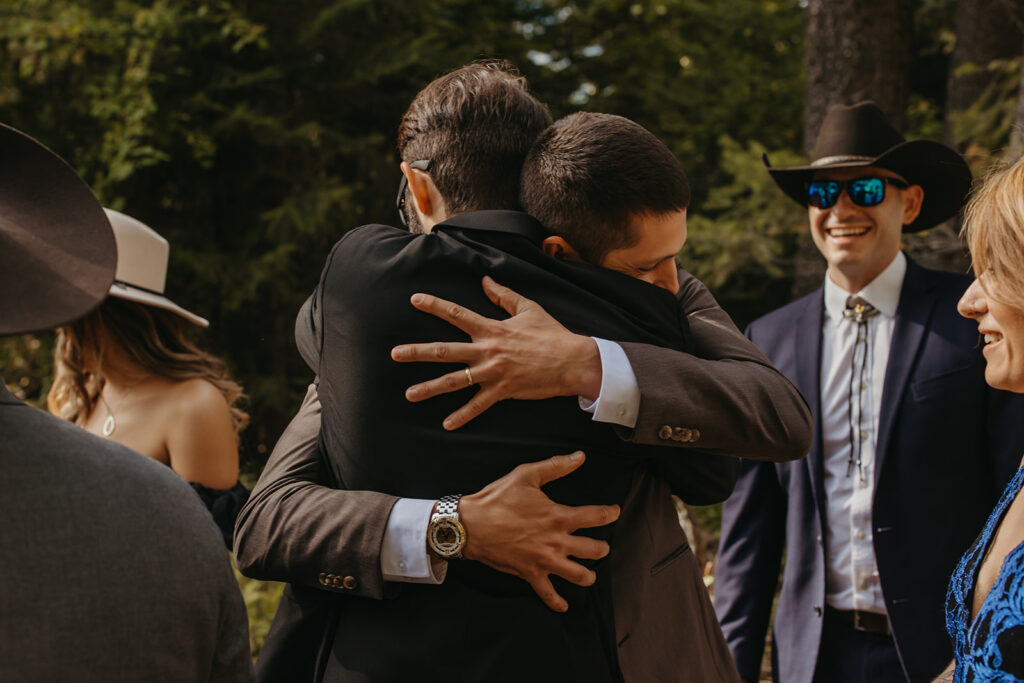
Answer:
[{"left": 48, "top": 209, "right": 249, "bottom": 546}]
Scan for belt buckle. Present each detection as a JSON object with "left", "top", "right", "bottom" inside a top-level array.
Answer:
[{"left": 853, "top": 611, "right": 868, "bottom": 632}]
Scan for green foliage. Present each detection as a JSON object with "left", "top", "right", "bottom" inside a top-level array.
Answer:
[
  {"left": 949, "top": 57, "right": 1022, "bottom": 164},
  {"left": 0, "top": 333, "right": 54, "bottom": 407},
  {"left": 233, "top": 562, "right": 284, "bottom": 659},
  {"left": 684, "top": 137, "right": 806, "bottom": 326}
]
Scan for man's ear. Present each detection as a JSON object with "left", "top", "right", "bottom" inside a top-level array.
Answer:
[
  {"left": 401, "top": 162, "right": 447, "bottom": 230},
  {"left": 901, "top": 184, "right": 924, "bottom": 226},
  {"left": 541, "top": 236, "right": 585, "bottom": 262}
]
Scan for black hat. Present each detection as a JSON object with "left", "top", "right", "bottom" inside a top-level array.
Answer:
[
  {"left": 0, "top": 123, "right": 116, "bottom": 336},
  {"left": 764, "top": 102, "right": 972, "bottom": 232}
]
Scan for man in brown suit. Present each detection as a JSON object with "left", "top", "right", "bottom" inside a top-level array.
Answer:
[{"left": 235, "top": 65, "right": 811, "bottom": 682}]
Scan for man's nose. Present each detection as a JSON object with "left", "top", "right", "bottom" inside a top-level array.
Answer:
[
  {"left": 831, "top": 188, "right": 859, "bottom": 216},
  {"left": 653, "top": 260, "right": 679, "bottom": 294}
]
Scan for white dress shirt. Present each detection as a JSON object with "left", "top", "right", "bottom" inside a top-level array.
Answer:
[
  {"left": 820, "top": 252, "right": 905, "bottom": 613},
  {"left": 381, "top": 337, "right": 641, "bottom": 583}
]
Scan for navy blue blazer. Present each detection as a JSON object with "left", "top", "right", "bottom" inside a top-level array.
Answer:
[{"left": 715, "top": 258, "right": 1024, "bottom": 683}]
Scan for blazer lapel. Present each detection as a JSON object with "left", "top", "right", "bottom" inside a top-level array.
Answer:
[
  {"left": 795, "top": 289, "right": 828, "bottom": 519},
  {"left": 874, "top": 260, "right": 937, "bottom": 485}
]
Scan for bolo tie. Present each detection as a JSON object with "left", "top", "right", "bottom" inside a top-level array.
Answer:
[{"left": 843, "top": 295, "right": 878, "bottom": 483}]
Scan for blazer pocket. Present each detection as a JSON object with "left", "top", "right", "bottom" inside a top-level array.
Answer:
[
  {"left": 651, "top": 541, "right": 691, "bottom": 576},
  {"left": 910, "top": 363, "right": 975, "bottom": 402}
]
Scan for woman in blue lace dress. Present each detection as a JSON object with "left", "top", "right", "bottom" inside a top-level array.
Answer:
[{"left": 944, "top": 158, "right": 1024, "bottom": 681}]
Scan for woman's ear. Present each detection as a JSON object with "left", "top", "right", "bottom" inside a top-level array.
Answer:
[{"left": 541, "top": 236, "right": 584, "bottom": 262}]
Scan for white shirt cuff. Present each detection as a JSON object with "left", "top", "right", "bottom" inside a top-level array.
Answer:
[
  {"left": 578, "top": 337, "right": 641, "bottom": 429},
  {"left": 381, "top": 498, "right": 447, "bottom": 584}
]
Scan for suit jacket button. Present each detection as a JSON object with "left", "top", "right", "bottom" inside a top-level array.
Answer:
[
  {"left": 342, "top": 576, "right": 358, "bottom": 590},
  {"left": 814, "top": 605, "right": 822, "bottom": 617},
  {"left": 674, "top": 428, "right": 692, "bottom": 442},
  {"left": 331, "top": 576, "right": 342, "bottom": 587},
  {"left": 658, "top": 425, "right": 673, "bottom": 440},
  {"left": 318, "top": 573, "right": 328, "bottom": 585},
  {"left": 690, "top": 429, "right": 700, "bottom": 442}
]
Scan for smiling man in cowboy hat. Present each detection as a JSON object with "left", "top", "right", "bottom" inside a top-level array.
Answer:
[
  {"left": 0, "top": 123, "right": 252, "bottom": 681},
  {"left": 713, "top": 101, "right": 1024, "bottom": 683}
]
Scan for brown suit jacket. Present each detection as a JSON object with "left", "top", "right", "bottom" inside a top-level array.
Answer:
[{"left": 234, "top": 266, "right": 810, "bottom": 682}]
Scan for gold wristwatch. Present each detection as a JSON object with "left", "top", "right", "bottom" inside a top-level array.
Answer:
[{"left": 428, "top": 494, "right": 466, "bottom": 559}]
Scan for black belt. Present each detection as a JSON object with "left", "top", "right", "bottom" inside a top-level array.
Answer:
[{"left": 825, "top": 606, "right": 892, "bottom": 636}]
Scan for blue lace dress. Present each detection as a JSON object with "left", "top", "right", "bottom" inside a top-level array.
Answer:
[{"left": 946, "top": 466, "right": 1024, "bottom": 681}]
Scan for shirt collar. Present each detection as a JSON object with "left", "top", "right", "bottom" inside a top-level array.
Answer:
[{"left": 824, "top": 251, "right": 906, "bottom": 326}]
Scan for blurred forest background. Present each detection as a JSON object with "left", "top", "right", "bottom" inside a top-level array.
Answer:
[{"left": 2, "top": 0, "right": 1023, "bottom": 660}]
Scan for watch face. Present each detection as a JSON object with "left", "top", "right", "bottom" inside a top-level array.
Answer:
[{"left": 429, "top": 516, "right": 465, "bottom": 558}]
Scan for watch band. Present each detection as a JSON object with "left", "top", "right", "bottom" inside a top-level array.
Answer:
[{"left": 436, "top": 494, "right": 462, "bottom": 517}]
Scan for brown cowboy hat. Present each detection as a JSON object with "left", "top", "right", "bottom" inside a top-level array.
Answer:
[
  {"left": 0, "top": 123, "right": 116, "bottom": 337},
  {"left": 763, "top": 101, "right": 972, "bottom": 232}
]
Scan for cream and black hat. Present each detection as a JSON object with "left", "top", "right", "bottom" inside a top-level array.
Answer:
[{"left": 104, "top": 209, "right": 209, "bottom": 327}]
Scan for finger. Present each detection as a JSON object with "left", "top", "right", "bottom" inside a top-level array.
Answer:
[
  {"left": 527, "top": 575, "right": 568, "bottom": 613},
  {"left": 405, "top": 369, "right": 481, "bottom": 402},
  {"left": 442, "top": 388, "right": 500, "bottom": 430},
  {"left": 391, "top": 341, "right": 478, "bottom": 363},
  {"left": 481, "top": 276, "right": 537, "bottom": 316},
  {"left": 515, "top": 451, "right": 587, "bottom": 487},
  {"left": 562, "top": 536, "right": 612, "bottom": 561},
  {"left": 559, "top": 503, "right": 620, "bottom": 532},
  {"left": 409, "top": 293, "right": 491, "bottom": 335},
  {"left": 547, "top": 558, "right": 597, "bottom": 588}
]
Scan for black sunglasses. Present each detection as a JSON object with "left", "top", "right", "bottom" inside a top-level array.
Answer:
[
  {"left": 806, "top": 176, "right": 908, "bottom": 209},
  {"left": 396, "top": 159, "right": 431, "bottom": 227}
]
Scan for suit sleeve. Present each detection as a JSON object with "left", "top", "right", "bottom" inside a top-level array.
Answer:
[
  {"left": 714, "top": 455, "right": 787, "bottom": 681},
  {"left": 233, "top": 383, "right": 399, "bottom": 600},
  {"left": 618, "top": 267, "right": 812, "bottom": 461}
]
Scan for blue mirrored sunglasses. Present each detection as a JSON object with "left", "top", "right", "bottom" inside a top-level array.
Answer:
[
  {"left": 806, "top": 176, "right": 908, "bottom": 209},
  {"left": 396, "top": 159, "right": 431, "bottom": 227}
]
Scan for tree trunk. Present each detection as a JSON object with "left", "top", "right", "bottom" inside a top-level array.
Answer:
[
  {"left": 803, "top": 0, "right": 914, "bottom": 155},
  {"left": 1010, "top": 41, "right": 1024, "bottom": 158},
  {"left": 794, "top": 0, "right": 915, "bottom": 298}
]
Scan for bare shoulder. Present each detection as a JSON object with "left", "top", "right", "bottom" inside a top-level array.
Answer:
[
  {"left": 166, "top": 378, "right": 235, "bottom": 440},
  {"left": 165, "top": 378, "right": 239, "bottom": 489},
  {"left": 171, "top": 378, "right": 231, "bottom": 414}
]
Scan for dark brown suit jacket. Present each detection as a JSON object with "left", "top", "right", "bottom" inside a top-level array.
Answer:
[{"left": 235, "top": 266, "right": 810, "bottom": 682}]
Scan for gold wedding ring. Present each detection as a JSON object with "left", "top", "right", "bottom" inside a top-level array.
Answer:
[{"left": 465, "top": 367, "right": 474, "bottom": 386}]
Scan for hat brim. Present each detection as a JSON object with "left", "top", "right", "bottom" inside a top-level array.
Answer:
[
  {"left": 108, "top": 282, "right": 210, "bottom": 327},
  {"left": 765, "top": 139, "right": 973, "bottom": 232},
  {"left": 0, "top": 124, "right": 116, "bottom": 336}
]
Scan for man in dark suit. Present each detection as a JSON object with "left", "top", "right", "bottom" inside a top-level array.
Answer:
[
  {"left": 236, "top": 64, "right": 810, "bottom": 682},
  {"left": 0, "top": 124, "right": 252, "bottom": 681},
  {"left": 714, "top": 102, "right": 1024, "bottom": 683}
]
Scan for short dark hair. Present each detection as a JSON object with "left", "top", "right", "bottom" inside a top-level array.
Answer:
[
  {"left": 397, "top": 60, "right": 552, "bottom": 214},
  {"left": 520, "top": 112, "right": 690, "bottom": 262}
]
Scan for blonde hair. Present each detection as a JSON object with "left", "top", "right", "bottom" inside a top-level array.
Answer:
[
  {"left": 48, "top": 297, "right": 248, "bottom": 435},
  {"left": 963, "top": 156, "right": 1024, "bottom": 307}
]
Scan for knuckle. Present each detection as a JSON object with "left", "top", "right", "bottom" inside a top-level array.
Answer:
[
  {"left": 446, "top": 303, "right": 463, "bottom": 320},
  {"left": 434, "top": 342, "right": 450, "bottom": 359}
]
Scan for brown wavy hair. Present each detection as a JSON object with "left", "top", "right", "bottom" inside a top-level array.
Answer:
[{"left": 48, "top": 297, "right": 249, "bottom": 436}]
